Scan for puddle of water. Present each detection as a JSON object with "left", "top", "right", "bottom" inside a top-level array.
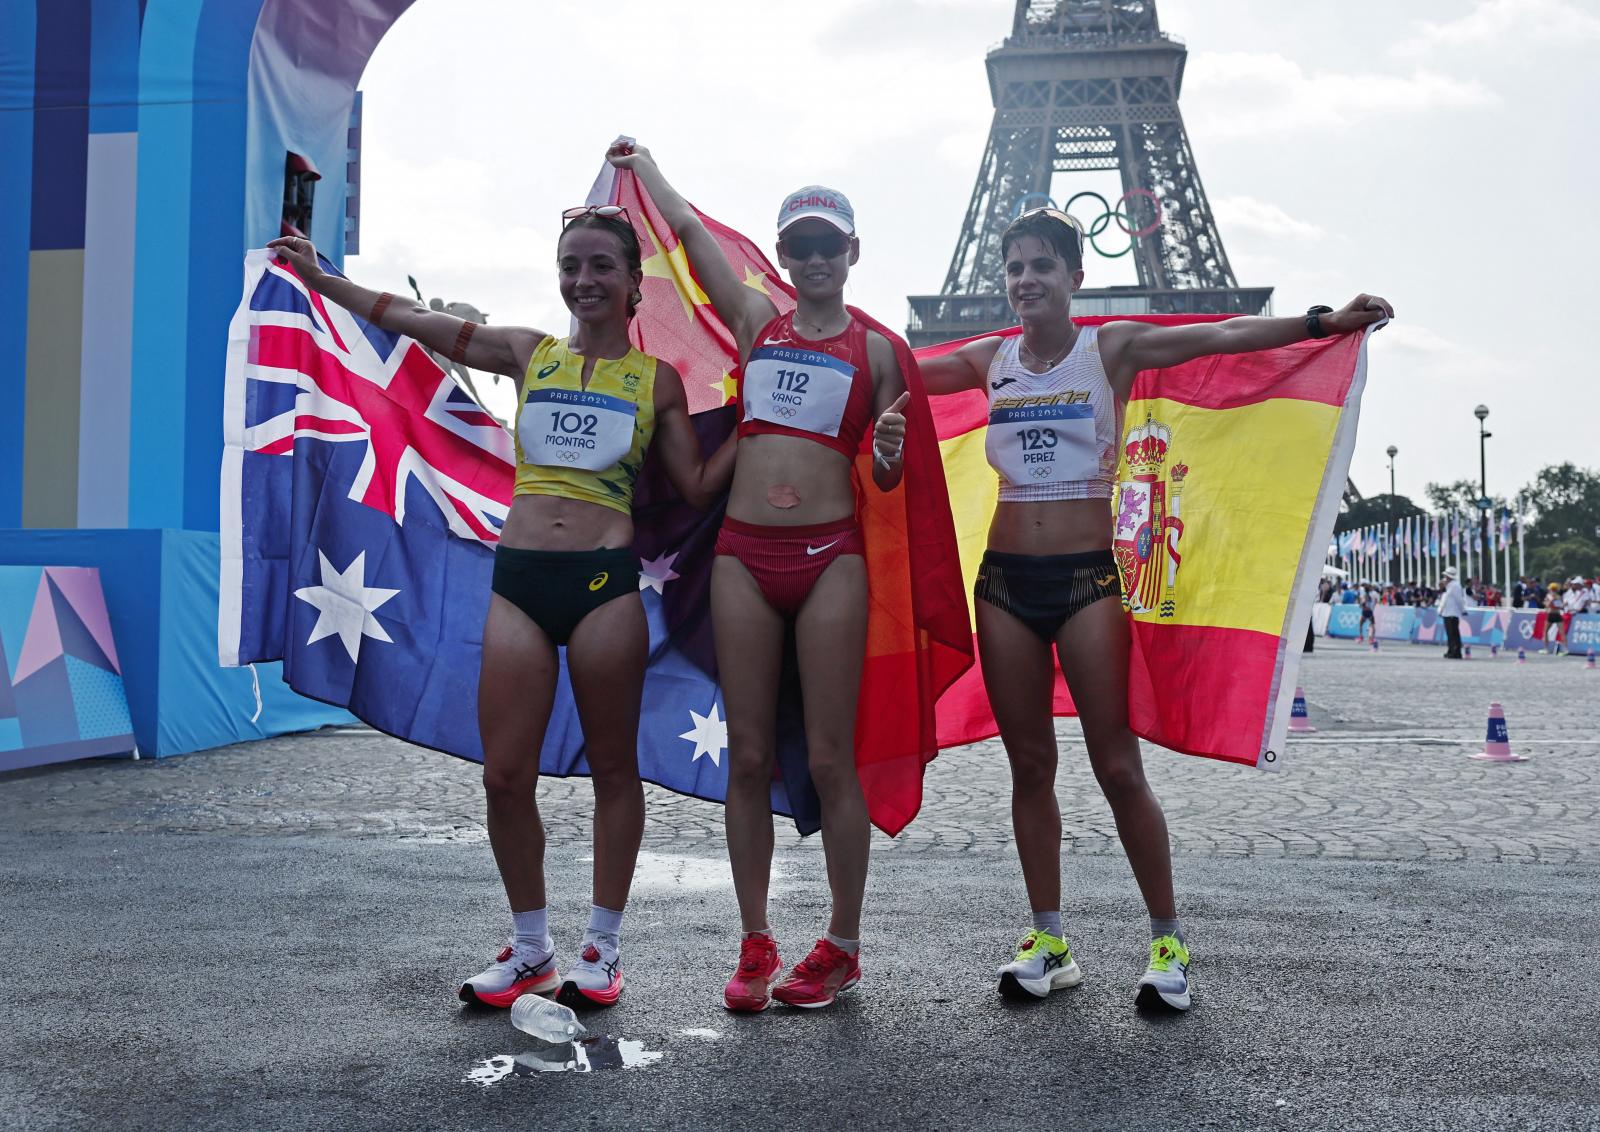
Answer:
[
  {"left": 578, "top": 851, "right": 778, "bottom": 892},
  {"left": 465, "top": 1036, "right": 664, "bottom": 1085}
]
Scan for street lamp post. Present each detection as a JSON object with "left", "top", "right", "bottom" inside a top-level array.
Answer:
[
  {"left": 1386, "top": 445, "right": 1399, "bottom": 587},
  {"left": 1474, "top": 405, "right": 1492, "bottom": 589}
]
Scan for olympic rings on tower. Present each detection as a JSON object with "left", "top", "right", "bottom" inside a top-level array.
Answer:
[{"left": 1013, "top": 189, "right": 1165, "bottom": 259}]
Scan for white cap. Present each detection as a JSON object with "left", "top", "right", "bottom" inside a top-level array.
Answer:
[
  {"left": 776, "top": 186, "right": 855, "bottom": 235},
  {"left": 1444, "top": 566, "right": 1459, "bottom": 578}
]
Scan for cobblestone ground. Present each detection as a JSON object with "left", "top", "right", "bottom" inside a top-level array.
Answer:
[{"left": 3, "top": 639, "right": 1595, "bottom": 864}]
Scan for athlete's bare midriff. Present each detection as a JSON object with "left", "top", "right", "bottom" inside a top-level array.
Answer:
[
  {"left": 498, "top": 494, "right": 635, "bottom": 552},
  {"left": 726, "top": 433, "right": 856, "bottom": 527},
  {"left": 987, "top": 497, "right": 1113, "bottom": 556}
]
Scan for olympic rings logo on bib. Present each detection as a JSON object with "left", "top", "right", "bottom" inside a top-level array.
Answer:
[
  {"left": 557, "top": 451, "right": 581, "bottom": 464},
  {"left": 1011, "top": 189, "right": 1164, "bottom": 259},
  {"left": 773, "top": 405, "right": 798, "bottom": 419}
]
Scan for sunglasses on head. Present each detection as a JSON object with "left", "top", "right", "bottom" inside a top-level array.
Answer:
[
  {"left": 1017, "top": 206, "right": 1084, "bottom": 251},
  {"left": 562, "top": 203, "right": 630, "bottom": 227},
  {"left": 779, "top": 230, "right": 851, "bottom": 261}
]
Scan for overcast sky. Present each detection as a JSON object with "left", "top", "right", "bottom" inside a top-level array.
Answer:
[{"left": 351, "top": 0, "right": 1599, "bottom": 510}]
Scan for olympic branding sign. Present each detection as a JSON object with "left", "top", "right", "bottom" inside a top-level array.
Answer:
[{"left": 1011, "top": 189, "right": 1165, "bottom": 258}]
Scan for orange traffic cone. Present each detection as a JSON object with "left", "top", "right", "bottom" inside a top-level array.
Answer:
[
  {"left": 1470, "top": 702, "right": 1527, "bottom": 763},
  {"left": 1289, "top": 687, "right": 1316, "bottom": 734}
]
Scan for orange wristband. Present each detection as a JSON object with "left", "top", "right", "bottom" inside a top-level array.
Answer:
[
  {"left": 369, "top": 292, "right": 394, "bottom": 324},
  {"left": 451, "top": 321, "right": 477, "bottom": 364}
]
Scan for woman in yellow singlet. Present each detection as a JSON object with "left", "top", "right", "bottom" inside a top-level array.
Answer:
[{"left": 268, "top": 210, "right": 733, "bottom": 1012}]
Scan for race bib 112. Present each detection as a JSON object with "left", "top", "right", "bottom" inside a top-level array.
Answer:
[{"left": 742, "top": 346, "right": 855, "bottom": 437}]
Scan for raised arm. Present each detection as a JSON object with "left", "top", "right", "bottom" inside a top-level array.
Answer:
[
  {"left": 267, "top": 236, "right": 546, "bottom": 381},
  {"left": 650, "top": 362, "right": 737, "bottom": 511},
  {"left": 1098, "top": 293, "right": 1394, "bottom": 398},
  {"left": 917, "top": 335, "right": 1005, "bottom": 397},
  {"left": 604, "top": 143, "right": 777, "bottom": 355}
]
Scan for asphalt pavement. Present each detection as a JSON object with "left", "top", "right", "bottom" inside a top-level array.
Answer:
[{"left": 2, "top": 639, "right": 1597, "bottom": 1131}]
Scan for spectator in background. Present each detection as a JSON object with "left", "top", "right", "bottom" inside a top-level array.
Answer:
[
  {"left": 1358, "top": 584, "right": 1377, "bottom": 642},
  {"left": 1546, "top": 583, "right": 1565, "bottom": 654},
  {"left": 1439, "top": 566, "right": 1466, "bottom": 660}
]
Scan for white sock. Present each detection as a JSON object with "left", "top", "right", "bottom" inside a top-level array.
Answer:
[
  {"left": 511, "top": 907, "right": 551, "bottom": 954},
  {"left": 585, "top": 904, "right": 624, "bottom": 948},
  {"left": 1032, "top": 910, "right": 1063, "bottom": 939},
  {"left": 823, "top": 930, "right": 859, "bottom": 956}
]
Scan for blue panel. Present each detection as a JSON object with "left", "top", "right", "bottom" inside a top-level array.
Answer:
[
  {"left": 126, "top": 0, "right": 204, "bottom": 529},
  {"left": 30, "top": 0, "right": 91, "bottom": 250},
  {"left": 64, "top": 653, "right": 134, "bottom": 739},
  {"left": 180, "top": 0, "right": 261, "bottom": 533},
  {"left": 0, "top": 717, "right": 19, "bottom": 751},
  {"left": 15, "top": 656, "right": 77, "bottom": 748},
  {"left": 89, "top": 0, "right": 142, "bottom": 133},
  {"left": 0, "top": 566, "right": 40, "bottom": 684},
  {"left": 0, "top": 529, "right": 351, "bottom": 755},
  {"left": 0, "top": 3, "right": 36, "bottom": 527}
]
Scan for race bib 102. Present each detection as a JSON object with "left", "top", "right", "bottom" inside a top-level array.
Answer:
[
  {"left": 985, "top": 401, "right": 1098, "bottom": 485},
  {"left": 519, "top": 388, "right": 637, "bottom": 472},
  {"left": 742, "top": 346, "right": 855, "bottom": 437}
]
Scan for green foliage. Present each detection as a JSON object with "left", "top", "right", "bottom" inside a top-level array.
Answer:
[
  {"left": 1520, "top": 463, "right": 1600, "bottom": 546},
  {"left": 1527, "top": 537, "right": 1600, "bottom": 582},
  {"left": 1335, "top": 493, "right": 1425, "bottom": 533},
  {"left": 1424, "top": 479, "right": 1501, "bottom": 516}
]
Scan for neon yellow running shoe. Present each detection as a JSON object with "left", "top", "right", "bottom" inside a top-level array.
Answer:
[
  {"left": 1135, "top": 934, "right": 1191, "bottom": 1011},
  {"left": 997, "top": 930, "right": 1083, "bottom": 999}
]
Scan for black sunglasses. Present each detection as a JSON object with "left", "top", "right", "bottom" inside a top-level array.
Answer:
[{"left": 779, "top": 230, "right": 851, "bottom": 261}]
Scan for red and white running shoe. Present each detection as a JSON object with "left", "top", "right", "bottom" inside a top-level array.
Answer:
[
  {"left": 458, "top": 942, "right": 558, "bottom": 1008},
  {"left": 771, "top": 939, "right": 860, "bottom": 1009},
  {"left": 558, "top": 938, "right": 624, "bottom": 1007},
  {"left": 723, "top": 933, "right": 783, "bottom": 1013}
]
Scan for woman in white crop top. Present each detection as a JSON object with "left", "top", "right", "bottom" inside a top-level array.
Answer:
[{"left": 922, "top": 206, "right": 1393, "bottom": 1010}]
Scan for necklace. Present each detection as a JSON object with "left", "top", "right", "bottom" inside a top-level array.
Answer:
[
  {"left": 794, "top": 310, "right": 849, "bottom": 339},
  {"left": 1020, "top": 327, "right": 1075, "bottom": 372}
]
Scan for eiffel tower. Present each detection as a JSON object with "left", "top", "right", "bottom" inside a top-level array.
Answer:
[{"left": 906, "top": 0, "right": 1274, "bottom": 349}]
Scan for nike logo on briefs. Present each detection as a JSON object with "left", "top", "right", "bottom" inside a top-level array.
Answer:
[{"left": 805, "top": 539, "right": 842, "bottom": 556}]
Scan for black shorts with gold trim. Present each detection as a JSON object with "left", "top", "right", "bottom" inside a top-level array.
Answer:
[
  {"left": 974, "top": 548, "right": 1122, "bottom": 643},
  {"left": 491, "top": 545, "right": 639, "bottom": 646}
]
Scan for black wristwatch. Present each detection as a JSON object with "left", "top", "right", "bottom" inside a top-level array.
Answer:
[{"left": 1305, "top": 304, "right": 1334, "bottom": 339}]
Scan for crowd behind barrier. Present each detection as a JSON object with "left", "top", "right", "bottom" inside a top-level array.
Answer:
[{"left": 1312, "top": 570, "right": 1600, "bottom": 655}]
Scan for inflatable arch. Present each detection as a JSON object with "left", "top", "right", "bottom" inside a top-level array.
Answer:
[{"left": 1, "top": 0, "right": 416, "bottom": 753}]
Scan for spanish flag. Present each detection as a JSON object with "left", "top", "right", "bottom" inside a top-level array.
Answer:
[
  {"left": 925, "top": 318, "right": 1373, "bottom": 768},
  {"left": 599, "top": 167, "right": 973, "bottom": 835}
]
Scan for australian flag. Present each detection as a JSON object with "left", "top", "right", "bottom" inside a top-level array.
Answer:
[{"left": 220, "top": 250, "right": 820, "bottom": 830}]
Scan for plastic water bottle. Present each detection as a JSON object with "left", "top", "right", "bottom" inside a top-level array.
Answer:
[{"left": 510, "top": 994, "right": 584, "bottom": 1042}]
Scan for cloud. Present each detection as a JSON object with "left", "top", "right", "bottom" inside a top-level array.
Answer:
[
  {"left": 1183, "top": 52, "right": 1497, "bottom": 137},
  {"left": 1211, "top": 196, "right": 1326, "bottom": 242},
  {"left": 1393, "top": 0, "right": 1600, "bottom": 57},
  {"left": 1367, "top": 322, "right": 1504, "bottom": 384}
]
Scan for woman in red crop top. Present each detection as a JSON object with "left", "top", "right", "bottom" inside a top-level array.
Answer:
[
  {"left": 920, "top": 207, "right": 1393, "bottom": 1011},
  {"left": 609, "top": 142, "right": 909, "bottom": 1011}
]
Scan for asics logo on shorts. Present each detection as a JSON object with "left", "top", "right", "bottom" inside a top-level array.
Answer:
[
  {"left": 805, "top": 539, "right": 842, "bottom": 556},
  {"left": 588, "top": 572, "right": 609, "bottom": 591}
]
